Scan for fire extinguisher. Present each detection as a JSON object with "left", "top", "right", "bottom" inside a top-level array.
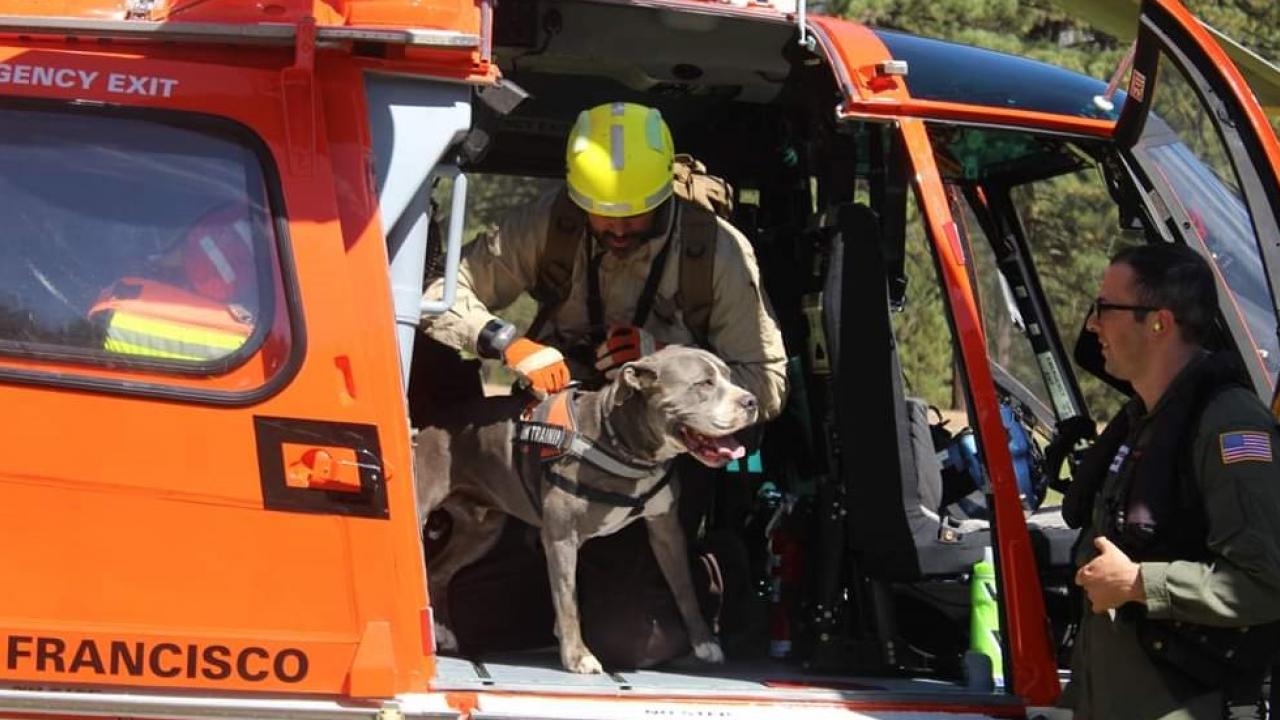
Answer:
[{"left": 766, "top": 496, "right": 803, "bottom": 659}]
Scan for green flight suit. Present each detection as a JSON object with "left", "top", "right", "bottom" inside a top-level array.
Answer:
[{"left": 1064, "top": 361, "right": 1280, "bottom": 719}]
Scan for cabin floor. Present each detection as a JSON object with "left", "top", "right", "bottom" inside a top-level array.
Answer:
[{"left": 432, "top": 649, "right": 1019, "bottom": 705}]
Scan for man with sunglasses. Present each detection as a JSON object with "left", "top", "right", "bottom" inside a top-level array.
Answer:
[{"left": 1063, "top": 243, "right": 1280, "bottom": 719}]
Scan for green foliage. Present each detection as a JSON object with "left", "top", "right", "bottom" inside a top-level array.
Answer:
[
  {"left": 1183, "top": 1, "right": 1280, "bottom": 67},
  {"left": 432, "top": 173, "right": 558, "bottom": 387},
  {"left": 432, "top": 173, "right": 557, "bottom": 334},
  {"left": 892, "top": 196, "right": 956, "bottom": 409}
]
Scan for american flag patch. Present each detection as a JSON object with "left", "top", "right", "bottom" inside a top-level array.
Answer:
[{"left": 1220, "top": 431, "right": 1274, "bottom": 465}]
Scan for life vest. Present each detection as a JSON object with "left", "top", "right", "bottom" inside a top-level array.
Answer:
[{"left": 88, "top": 277, "right": 254, "bottom": 362}]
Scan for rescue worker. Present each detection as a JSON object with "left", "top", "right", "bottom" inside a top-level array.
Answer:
[
  {"left": 416, "top": 101, "right": 785, "bottom": 667},
  {"left": 1062, "top": 242, "right": 1280, "bottom": 719},
  {"left": 418, "top": 101, "right": 787, "bottom": 421},
  {"left": 89, "top": 203, "right": 258, "bottom": 362}
]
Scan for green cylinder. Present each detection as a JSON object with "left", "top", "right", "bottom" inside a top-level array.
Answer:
[{"left": 969, "top": 547, "right": 1004, "bottom": 686}]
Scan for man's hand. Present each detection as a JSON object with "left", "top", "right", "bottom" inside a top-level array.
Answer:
[
  {"left": 595, "top": 325, "right": 663, "bottom": 379},
  {"left": 504, "top": 338, "right": 571, "bottom": 395},
  {"left": 1075, "top": 536, "right": 1146, "bottom": 614}
]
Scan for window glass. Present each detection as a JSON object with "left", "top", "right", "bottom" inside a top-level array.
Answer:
[
  {"left": 0, "top": 106, "right": 282, "bottom": 373},
  {"left": 948, "top": 186, "right": 1053, "bottom": 412},
  {"left": 874, "top": 30, "right": 1123, "bottom": 121},
  {"left": 891, "top": 189, "right": 957, "bottom": 411},
  {"left": 1137, "top": 52, "right": 1279, "bottom": 385},
  {"left": 1009, "top": 167, "right": 1129, "bottom": 420}
]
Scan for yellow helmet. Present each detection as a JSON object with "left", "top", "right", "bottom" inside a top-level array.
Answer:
[{"left": 564, "top": 102, "right": 674, "bottom": 218}]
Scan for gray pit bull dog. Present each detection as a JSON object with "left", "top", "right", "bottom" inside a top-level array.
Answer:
[{"left": 414, "top": 346, "right": 758, "bottom": 673}]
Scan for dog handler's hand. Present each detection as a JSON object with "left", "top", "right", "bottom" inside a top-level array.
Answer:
[
  {"left": 504, "top": 338, "right": 571, "bottom": 395},
  {"left": 595, "top": 325, "right": 663, "bottom": 379}
]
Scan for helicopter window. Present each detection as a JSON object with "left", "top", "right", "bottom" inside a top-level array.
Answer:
[
  {"left": 1008, "top": 167, "right": 1129, "bottom": 419},
  {"left": 1137, "top": 51, "right": 1279, "bottom": 384},
  {"left": 876, "top": 29, "right": 1124, "bottom": 122},
  {"left": 949, "top": 185, "right": 1053, "bottom": 414},
  {"left": 0, "top": 103, "right": 285, "bottom": 376}
]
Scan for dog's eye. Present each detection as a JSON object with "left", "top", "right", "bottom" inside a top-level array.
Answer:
[{"left": 695, "top": 379, "right": 715, "bottom": 390}]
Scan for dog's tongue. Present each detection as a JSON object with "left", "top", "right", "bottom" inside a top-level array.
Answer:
[{"left": 709, "top": 434, "right": 746, "bottom": 461}]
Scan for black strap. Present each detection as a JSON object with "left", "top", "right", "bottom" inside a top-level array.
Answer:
[
  {"left": 545, "top": 468, "right": 674, "bottom": 518},
  {"left": 586, "top": 233, "right": 675, "bottom": 343},
  {"left": 586, "top": 250, "right": 605, "bottom": 343},
  {"left": 632, "top": 234, "right": 675, "bottom": 329}
]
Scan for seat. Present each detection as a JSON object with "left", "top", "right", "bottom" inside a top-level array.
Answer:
[
  {"left": 816, "top": 201, "right": 1080, "bottom": 674},
  {"left": 827, "top": 203, "right": 986, "bottom": 582}
]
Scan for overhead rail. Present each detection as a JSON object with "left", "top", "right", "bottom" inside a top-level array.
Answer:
[{"left": 0, "top": 15, "right": 479, "bottom": 48}]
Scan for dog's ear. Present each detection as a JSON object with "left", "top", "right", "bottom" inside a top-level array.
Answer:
[{"left": 615, "top": 360, "right": 658, "bottom": 406}]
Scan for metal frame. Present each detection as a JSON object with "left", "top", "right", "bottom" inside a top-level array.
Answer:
[
  {"left": 0, "top": 15, "right": 480, "bottom": 47},
  {"left": 0, "top": 688, "right": 459, "bottom": 720}
]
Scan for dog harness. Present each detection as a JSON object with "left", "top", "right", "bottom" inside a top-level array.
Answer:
[{"left": 514, "top": 389, "right": 672, "bottom": 519}]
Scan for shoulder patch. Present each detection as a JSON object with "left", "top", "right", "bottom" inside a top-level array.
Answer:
[{"left": 1219, "top": 431, "right": 1274, "bottom": 465}]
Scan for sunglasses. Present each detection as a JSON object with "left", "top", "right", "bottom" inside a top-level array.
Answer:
[{"left": 1089, "top": 298, "right": 1159, "bottom": 319}]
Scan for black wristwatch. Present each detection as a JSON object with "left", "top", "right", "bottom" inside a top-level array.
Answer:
[{"left": 476, "top": 319, "right": 517, "bottom": 359}]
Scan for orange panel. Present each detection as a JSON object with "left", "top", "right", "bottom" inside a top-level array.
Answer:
[{"left": 0, "top": 40, "right": 431, "bottom": 698}]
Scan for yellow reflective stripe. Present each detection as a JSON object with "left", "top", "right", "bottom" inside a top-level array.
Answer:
[
  {"left": 104, "top": 311, "right": 250, "bottom": 361},
  {"left": 610, "top": 123, "right": 625, "bottom": 171},
  {"left": 111, "top": 312, "right": 247, "bottom": 350},
  {"left": 104, "top": 336, "right": 208, "bottom": 361}
]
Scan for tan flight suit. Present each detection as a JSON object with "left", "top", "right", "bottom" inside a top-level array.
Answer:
[
  {"left": 421, "top": 186, "right": 789, "bottom": 421},
  {"left": 1064, "top": 363, "right": 1280, "bottom": 719}
]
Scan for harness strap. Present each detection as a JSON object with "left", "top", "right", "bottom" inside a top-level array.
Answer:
[
  {"left": 516, "top": 390, "right": 656, "bottom": 475},
  {"left": 676, "top": 201, "right": 716, "bottom": 349},
  {"left": 545, "top": 468, "right": 674, "bottom": 518},
  {"left": 631, "top": 232, "right": 675, "bottom": 330},
  {"left": 516, "top": 421, "right": 655, "bottom": 480},
  {"left": 586, "top": 250, "right": 605, "bottom": 343},
  {"left": 584, "top": 200, "right": 712, "bottom": 347},
  {"left": 514, "top": 389, "right": 668, "bottom": 518}
]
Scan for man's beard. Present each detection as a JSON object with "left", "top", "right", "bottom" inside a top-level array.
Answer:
[
  {"left": 590, "top": 201, "right": 672, "bottom": 254},
  {"left": 593, "top": 230, "right": 650, "bottom": 253}
]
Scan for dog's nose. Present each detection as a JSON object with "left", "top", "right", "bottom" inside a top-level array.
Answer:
[{"left": 739, "top": 394, "right": 758, "bottom": 413}]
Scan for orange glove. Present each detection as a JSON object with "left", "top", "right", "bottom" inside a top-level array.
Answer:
[
  {"left": 504, "top": 338, "right": 570, "bottom": 395},
  {"left": 595, "top": 325, "right": 663, "bottom": 379}
]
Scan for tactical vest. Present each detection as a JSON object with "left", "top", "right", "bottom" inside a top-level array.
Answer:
[
  {"left": 527, "top": 155, "right": 732, "bottom": 348},
  {"left": 1069, "top": 352, "right": 1255, "bottom": 557},
  {"left": 88, "top": 277, "right": 254, "bottom": 362},
  {"left": 1067, "top": 351, "right": 1280, "bottom": 694}
]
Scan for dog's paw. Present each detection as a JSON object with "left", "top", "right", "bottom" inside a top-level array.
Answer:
[
  {"left": 434, "top": 623, "right": 459, "bottom": 652},
  {"left": 693, "top": 640, "right": 724, "bottom": 664},
  {"left": 562, "top": 647, "right": 604, "bottom": 674}
]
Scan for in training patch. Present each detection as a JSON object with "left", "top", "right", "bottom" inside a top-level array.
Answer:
[{"left": 1219, "top": 431, "right": 1274, "bottom": 465}]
